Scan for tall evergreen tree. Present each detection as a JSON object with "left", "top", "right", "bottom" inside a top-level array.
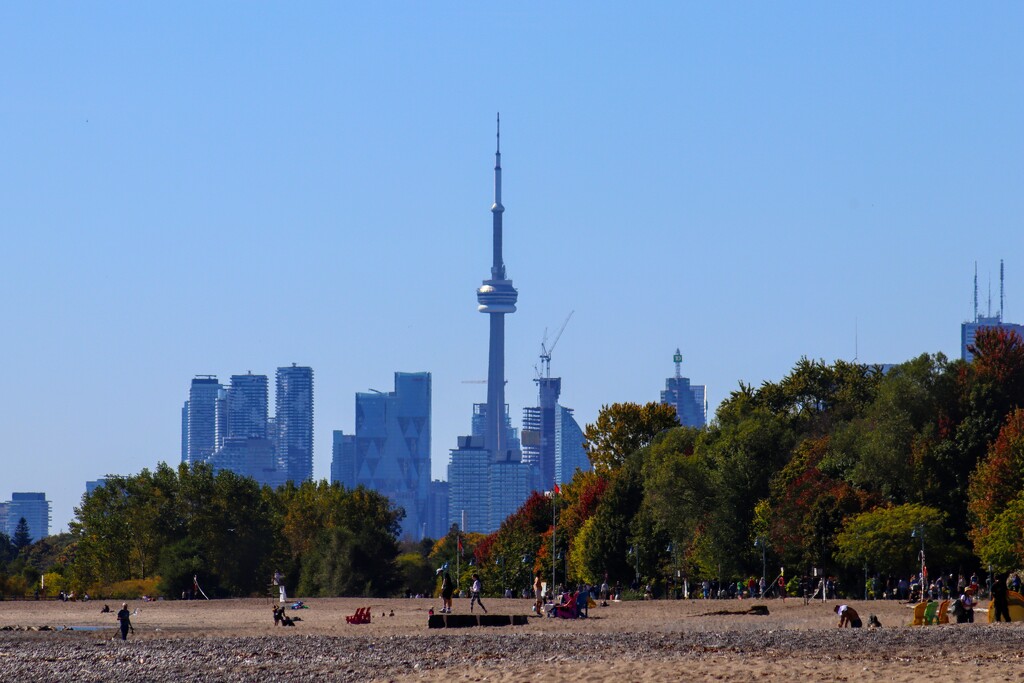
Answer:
[{"left": 13, "top": 518, "right": 32, "bottom": 551}]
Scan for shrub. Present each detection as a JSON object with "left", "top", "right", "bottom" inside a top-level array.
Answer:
[{"left": 91, "top": 578, "right": 162, "bottom": 600}]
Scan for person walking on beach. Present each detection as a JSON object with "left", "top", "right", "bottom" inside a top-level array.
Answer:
[
  {"left": 116, "top": 602, "right": 132, "bottom": 640},
  {"left": 835, "top": 604, "right": 862, "bottom": 628},
  {"left": 534, "top": 573, "right": 544, "bottom": 614},
  {"left": 470, "top": 573, "right": 487, "bottom": 613}
]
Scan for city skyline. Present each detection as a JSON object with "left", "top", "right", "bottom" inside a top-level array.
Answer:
[{"left": 3, "top": 4, "right": 1022, "bottom": 533}]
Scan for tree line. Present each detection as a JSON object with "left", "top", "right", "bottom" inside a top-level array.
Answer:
[
  {"left": 4, "top": 328, "right": 1023, "bottom": 599},
  {"left": 431, "top": 328, "right": 1024, "bottom": 597},
  {"left": 2, "top": 463, "right": 404, "bottom": 599}
]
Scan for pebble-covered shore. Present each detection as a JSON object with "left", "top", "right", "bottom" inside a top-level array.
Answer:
[{"left": 1, "top": 626, "right": 1022, "bottom": 682}]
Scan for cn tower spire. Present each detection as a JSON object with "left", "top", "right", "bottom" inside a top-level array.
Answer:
[
  {"left": 491, "top": 113, "right": 505, "bottom": 279},
  {"left": 477, "top": 113, "right": 518, "bottom": 463}
]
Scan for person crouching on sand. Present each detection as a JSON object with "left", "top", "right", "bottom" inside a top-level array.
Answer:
[{"left": 835, "top": 604, "right": 862, "bottom": 628}]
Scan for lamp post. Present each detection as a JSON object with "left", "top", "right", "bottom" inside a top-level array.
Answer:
[
  {"left": 550, "top": 488, "right": 558, "bottom": 596},
  {"left": 754, "top": 538, "right": 767, "bottom": 597},
  {"left": 520, "top": 555, "right": 531, "bottom": 598},
  {"left": 912, "top": 524, "right": 926, "bottom": 599},
  {"left": 628, "top": 545, "right": 640, "bottom": 587},
  {"left": 666, "top": 543, "right": 677, "bottom": 599}
]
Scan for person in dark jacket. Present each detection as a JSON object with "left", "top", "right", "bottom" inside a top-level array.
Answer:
[
  {"left": 116, "top": 603, "right": 132, "bottom": 640},
  {"left": 992, "top": 573, "right": 1011, "bottom": 622}
]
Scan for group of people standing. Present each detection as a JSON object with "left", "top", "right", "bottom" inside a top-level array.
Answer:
[{"left": 434, "top": 568, "right": 487, "bottom": 614}]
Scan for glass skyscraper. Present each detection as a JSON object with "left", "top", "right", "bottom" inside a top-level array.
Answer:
[
  {"left": 555, "top": 405, "right": 588, "bottom": 485},
  {"left": 186, "top": 376, "right": 222, "bottom": 464},
  {"left": 276, "top": 364, "right": 314, "bottom": 484},
  {"left": 226, "top": 373, "right": 269, "bottom": 439},
  {"left": 660, "top": 349, "right": 707, "bottom": 428},
  {"left": 207, "top": 372, "right": 282, "bottom": 487},
  {"left": 331, "top": 431, "right": 357, "bottom": 489},
  {"left": 1, "top": 492, "right": 51, "bottom": 542},
  {"left": 331, "top": 372, "right": 431, "bottom": 539}
]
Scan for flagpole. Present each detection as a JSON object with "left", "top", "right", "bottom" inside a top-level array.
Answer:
[
  {"left": 552, "top": 486, "right": 557, "bottom": 596},
  {"left": 457, "top": 531, "right": 461, "bottom": 591}
]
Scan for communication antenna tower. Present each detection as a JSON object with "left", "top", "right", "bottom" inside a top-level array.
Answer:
[
  {"left": 1000, "top": 259, "right": 1005, "bottom": 320},
  {"left": 974, "top": 262, "right": 978, "bottom": 321}
]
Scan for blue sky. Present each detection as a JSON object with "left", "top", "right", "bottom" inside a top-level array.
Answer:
[{"left": 2, "top": 3, "right": 1022, "bottom": 532}]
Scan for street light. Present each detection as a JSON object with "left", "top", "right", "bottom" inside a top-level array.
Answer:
[
  {"left": 912, "top": 524, "right": 926, "bottom": 599},
  {"left": 628, "top": 545, "right": 640, "bottom": 586},
  {"left": 754, "top": 538, "right": 767, "bottom": 596}
]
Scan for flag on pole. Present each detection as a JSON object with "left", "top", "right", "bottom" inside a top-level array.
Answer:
[
  {"left": 554, "top": 483, "right": 561, "bottom": 495},
  {"left": 457, "top": 535, "right": 464, "bottom": 556}
]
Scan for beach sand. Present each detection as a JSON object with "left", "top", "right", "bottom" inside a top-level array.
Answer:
[{"left": 0, "top": 596, "right": 1020, "bottom": 681}]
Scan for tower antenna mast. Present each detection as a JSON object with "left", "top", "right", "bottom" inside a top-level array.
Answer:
[
  {"left": 974, "top": 262, "right": 978, "bottom": 321},
  {"left": 1000, "top": 259, "right": 1005, "bottom": 320}
]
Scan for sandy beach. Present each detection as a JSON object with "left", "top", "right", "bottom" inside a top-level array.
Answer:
[{"left": 0, "top": 596, "right": 1021, "bottom": 681}]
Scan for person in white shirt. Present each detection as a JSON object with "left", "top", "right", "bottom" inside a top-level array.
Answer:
[{"left": 470, "top": 573, "right": 487, "bottom": 613}]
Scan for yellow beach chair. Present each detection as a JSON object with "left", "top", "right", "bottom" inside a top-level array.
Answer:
[
  {"left": 937, "top": 599, "right": 950, "bottom": 624},
  {"left": 910, "top": 601, "right": 927, "bottom": 626}
]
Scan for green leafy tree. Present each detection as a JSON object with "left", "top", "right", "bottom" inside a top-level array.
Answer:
[
  {"left": 834, "top": 503, "right": 960, "bottom": 574},
  {"left": 973, "top": 496, "right": 1024, "bottom": 571},
  {"left": 288, "top": 483, "right": 403, "bottom": 597},
  {"left": 584, "top": 402, "right": 679, "bottom": 473},
  {"left": 0, "top": 533, "right": 15, "bottom": 569},
  {"left": 397, "top": 552, "right": 435, "bottom": 596},
  {"left": 576, "top": 455, "right": 646, "bottom": 584},
  {"left": 701, "top": 407, "right": 796, "bottom": 575},
  {"left": 640, "top": 427, "right": 713, "bottom": 574}
]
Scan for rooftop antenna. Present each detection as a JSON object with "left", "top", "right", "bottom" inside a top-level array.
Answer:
[
  {"left": 1000, "top": 259, "right": 1005, "bottom": 320},
  {"left": 673, "top": 348, "right": 683, "bottom": 379},
  {"left": 988, "top": 274, "right": 992, "bottom": 318},
  {"left": 974, "top": 262, "right": 978, "bottom": 321},
  {"left": 538, "top": 311, "right": 574, "bottom": 379}
]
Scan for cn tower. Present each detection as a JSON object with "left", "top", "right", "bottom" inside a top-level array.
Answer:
[{"left": 476, "top": 114, "right": 519, "bottom": 463}]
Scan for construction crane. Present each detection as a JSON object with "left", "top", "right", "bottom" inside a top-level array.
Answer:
[{"left": 537, "top": 311, "right": 574, "bottom": 379}]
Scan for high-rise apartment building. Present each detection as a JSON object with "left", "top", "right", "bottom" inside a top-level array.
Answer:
[
  {"left": 426, "top": 480, "right": 450, "bottom": 540},
  {"left": 331, "top": 372, "right": 432, "bottom": 539},
  {"left": 447, "top": 436, "right": 490, "bottom": 532},
  {"left": 186, "top": 376, "right": 222, "bottom": 464},
  {"left": 207, "top": 373, "right": 281, "bottom": 487},
  {"left": 85, "top": 479, "right": 107, "bottom": 495},
  {"left": 214, "top": 387, "right": 228, "bottom": 450},
  {"left": 522, "top": 377, "right": 562, "bottom": 489},
  {"left": 522, "top": 374, "right": 589, "bottom": 488},
  {"left": 276, "top": 364, "right": 314, "bottom": 484},
  {"left": 180, "top": 402, "right": 189, "bottom": 462},
  {"left": 554, "top": 406, "right": 588, "bottom": 485},
  {"left": 1, "top": 492, "right": 51, "bottom": 542},
  {"left": 331, "top": 431, "right": 357, "bottom": 489},
  {"left": 660, "top": 349, "right": 706, "bottom": 428},
  {"left": 226, "top": 373, "right": 269, "bottom": 439}
]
